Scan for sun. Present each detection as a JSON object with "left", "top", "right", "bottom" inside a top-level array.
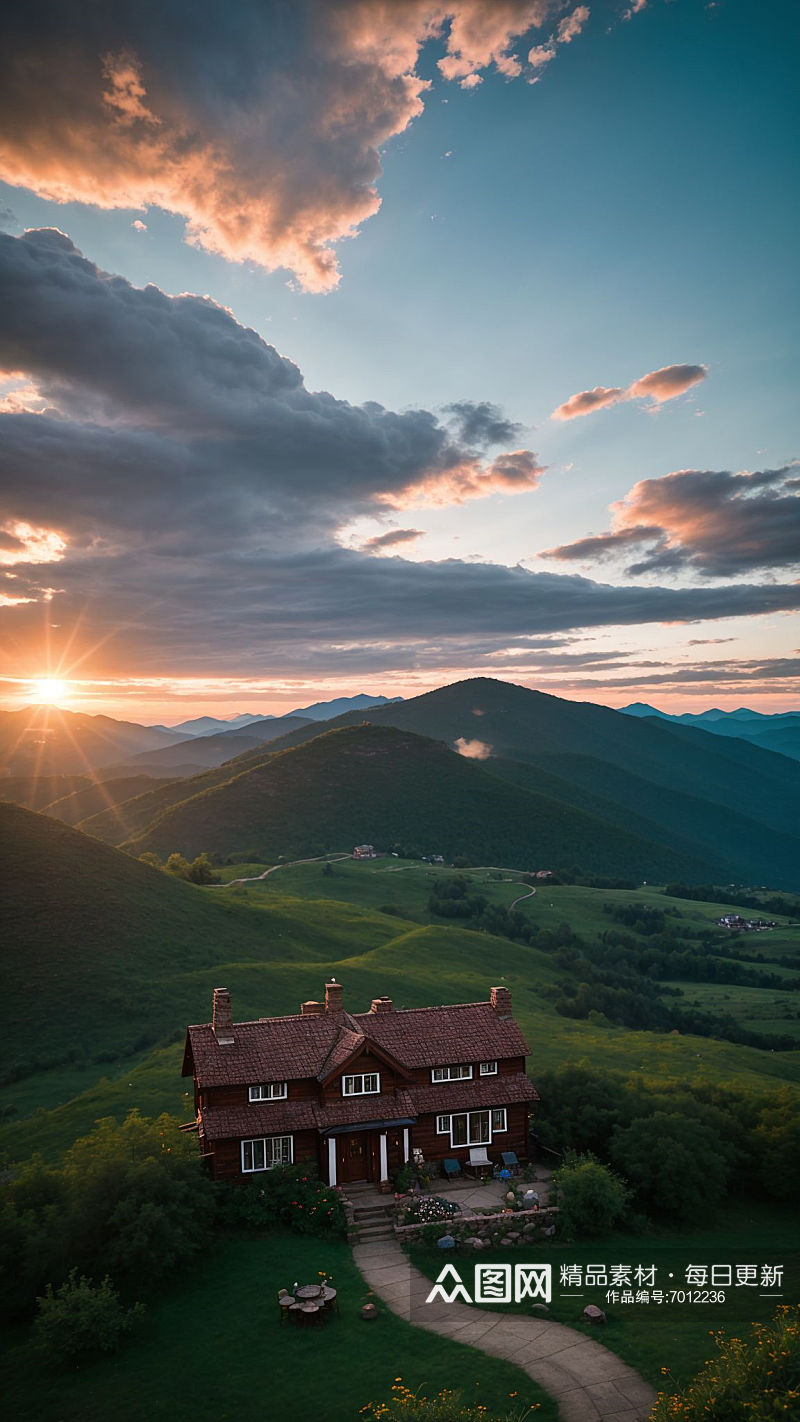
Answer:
[{"left": 31, "top": 676, "right": 72, "bottom": 707}]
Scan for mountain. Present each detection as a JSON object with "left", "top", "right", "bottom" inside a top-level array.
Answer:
[
  {"left": 125, "top": 721, "right": 714, "bottom": 881},
  {"left": 0, "top": 705, "right": 185, "bottom": 776},
  {"left": 108, "top": 714, "right": 314, "bottom": 777},
  {"left": 165, "top": 712, "right": 271, "bottom": 737},
  {"left": 285, "top": 693, "right": 403, "bottom": 721},
  {"left": 621, "top": 702, "right": 800, "bottom": 761},
  {"left": 186, "top": 676, "right": 800, "bottom": 888}
]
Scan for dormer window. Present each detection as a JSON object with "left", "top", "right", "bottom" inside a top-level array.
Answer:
[
  {"left": 479, "top": 1061, "right": 498, "bottom": 1076},
  {"left": 342, "top": 1072, "right": 380, "bottom": 1096},
  {"left": 249, "top": 1082, "right": 288, "bottom": 1101},
  {"left": 431, "top": 1064, "right": 473, "bottom": 1082}
]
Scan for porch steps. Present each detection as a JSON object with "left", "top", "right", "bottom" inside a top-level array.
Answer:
[{"left": 344, "top": 1186, "right": 396, "bottom": 1242}]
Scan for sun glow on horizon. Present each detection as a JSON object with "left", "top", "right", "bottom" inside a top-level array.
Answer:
[{"left": 30, "top": 676, "right": 72, "bottom": 707}]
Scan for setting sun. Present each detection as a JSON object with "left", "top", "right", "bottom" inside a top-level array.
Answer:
[{"left": 30, "top": 676, "right": 72, "bottom": 707}]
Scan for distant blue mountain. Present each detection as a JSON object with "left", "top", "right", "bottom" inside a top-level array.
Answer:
[{"left": 621, "top": 703, "right": 800, "bottom": 761}]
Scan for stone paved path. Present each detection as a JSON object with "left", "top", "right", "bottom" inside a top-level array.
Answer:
[{"left": 352, "top": 1237, "right": 656, "bottom": 1422}]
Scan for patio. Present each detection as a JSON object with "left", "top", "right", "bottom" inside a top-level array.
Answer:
[{"left": 433, "top": 1165, "right": 552, "bottom": 1218}]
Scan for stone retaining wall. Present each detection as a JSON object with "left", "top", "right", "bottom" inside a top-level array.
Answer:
[{"left": 394, "top": 1205, "right": 558, "bottom": 1246}]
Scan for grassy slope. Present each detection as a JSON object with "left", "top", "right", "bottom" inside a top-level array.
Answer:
[
  {"left": 0, "top": 801, "right": 403, "bottom": 1078},
  {"left": 0, "top": 774, "right": 90, "bottom": 811},
  {"left": 1, "top": 1233, "right": 549, "bottom": 1422},
  {"left": 45, "top": 775, "right": 173, "bottom": 825},
  {"left": 410, "top": 1202, "right": 800, "bottom": 1388},
  {"left": 125, "top": 722, "right": 707, "bottom": 882}
]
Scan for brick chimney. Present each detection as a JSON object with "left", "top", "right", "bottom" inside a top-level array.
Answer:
[
  {"left": 325, "top": 978, "right": 343, "bottom": 1015},
  {"left": 301, "top": 1000, "right": 325, "bottom": 1016},
  {"left": 490, "top": 985, "right": 512, "bottom": 1018},
  {"left": 212, "top": 987, "right": 235, "bottom": 1045},
  {"left": 369, "top": 996, "right": 394, "bottom": 1013}
]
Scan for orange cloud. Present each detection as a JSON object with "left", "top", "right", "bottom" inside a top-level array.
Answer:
[
  {"left": 382, "top": 449, "right": 544, "bottom": 507},
  {"left": 0, "top": 2, "right": 570, "bottom": 290},
  {"left": 552, "top": 364, "right": 706, "bottom": 420}
]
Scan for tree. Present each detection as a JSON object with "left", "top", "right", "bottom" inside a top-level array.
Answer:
[
  {"left": 34, "top": 1270, "right": 144, "bottom": 1360},
  {"left": 551, "top": 1152, "right": 629, "bottom": 1238},
  {"left": 165, "top": 852, "right": 192, "bottom": 879},
  {"left": 610, "top": 1110, "right": 731, "bottom": 1221},
  {"left": 138, "top": 851, "right": 162, "bottom": 869},
  {"left": 187, "top": 853, "right": 216, "bottom": 884}
]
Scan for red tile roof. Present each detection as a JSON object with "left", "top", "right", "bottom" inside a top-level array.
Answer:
[
  {"left": 185, "top": 998, "right": 530, "bottom": 1089},
  {"left": 412, "top": 1074, "right": 538, "bottom": 1114},
  {"left": 201, "top": 1090, "right": 418, "bottom": 1141}
]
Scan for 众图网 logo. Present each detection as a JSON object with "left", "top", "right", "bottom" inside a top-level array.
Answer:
[{"left": 425, "top": 1263, "right": 551, "bottom": 1305}]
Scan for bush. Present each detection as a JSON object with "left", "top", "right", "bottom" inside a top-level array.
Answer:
[
  {"left": 0, "top": 1111, "right": 216, "bottom": 1319},
  {"left": 651, "top": 1306, "right": 800, "bottom": 1421},
  {"left": 34, "top": 1270, "right": 144, "bottom": 1361},
  {"left": 221, "top": 1165, "right": 346, "bottom": 1237},
  {"left": 551, "top": 1152, "right": 629, "bottom": 1238}
]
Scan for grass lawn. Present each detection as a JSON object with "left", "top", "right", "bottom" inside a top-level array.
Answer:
[
  {"left": 409, "top": 1202, "right": 800, "bottom": 1390},
  {"left": 2, "top": 1233, "right": 556, "bottom": 1422},
  {"left": 669, "top": 981, "right": 800, "bottom": 1041}
]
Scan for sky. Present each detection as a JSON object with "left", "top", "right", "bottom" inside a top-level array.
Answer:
[{"left": 0, "top": 0, "right": 798, "bottom": 724}]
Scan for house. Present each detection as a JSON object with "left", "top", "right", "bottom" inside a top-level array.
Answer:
[
  {"left": 353, "top": 844, "right": 377, "bottom": 859},
  {"left": 182, "top": 980, "right": 538, "bottom": 1187}
]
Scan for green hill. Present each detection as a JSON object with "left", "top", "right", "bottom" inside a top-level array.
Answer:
[
  {"left": 125, "top": 722, "right": 709, "bottom": 880},
  {"left": 46, "top": 775, "right": 174, "bottom": 825},
  {"left": 0, "top": 800, "right": 403, "bottom": 1081}
]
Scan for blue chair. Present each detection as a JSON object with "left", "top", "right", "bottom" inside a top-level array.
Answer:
[
  {"left": 443, "top": 1157, "right": 462, "bottom": 1180},
  {"left": 501, "top": 1151, "right": 520, "bottom": 1175}
]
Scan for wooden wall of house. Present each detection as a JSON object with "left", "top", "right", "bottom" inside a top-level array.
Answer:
[
  {"left": 207, "top": 1130, "right": 319, "bottom": 1182},
  {"left": 320, "top": 1048, "right": 401, "bottom": 1102},
  {"left": 412, "top": 1102, "right": 530, "bottom": 1166}
]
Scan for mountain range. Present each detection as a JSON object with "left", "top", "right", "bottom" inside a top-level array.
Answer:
[
  {"left": 622, "top": 703, "right": 800, "bottom": 761},
  {"left": 3, "top": 678, "right": 799, "bottom": 889},
  {"left": 158, "top": 693, "right": 401, "bottom": 740}
]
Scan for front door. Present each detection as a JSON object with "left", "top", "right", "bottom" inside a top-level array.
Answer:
[{"left": 339, "top": 1132, "right": 369, "bottom": 1183}]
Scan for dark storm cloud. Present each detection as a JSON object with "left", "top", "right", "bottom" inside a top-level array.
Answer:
[
  {"left": 444, "top": 400, "right": 523, "bottom": 448},
  {"left": 544, "top": 466, "right": 800, "bottom": 577},
  {"left": 2, "top": 230, "right": 799, "bottom": 679}
]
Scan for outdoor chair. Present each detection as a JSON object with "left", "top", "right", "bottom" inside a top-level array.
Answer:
[
  {"left": 501, "top": 1150, "right": 520, "bottom": 1175},
  {"left": 443, "top": 1157, "right": 462, "bottom": 1180},
  {"left": 467, "top": 1146, "right": 491, "bottom": 1178}
]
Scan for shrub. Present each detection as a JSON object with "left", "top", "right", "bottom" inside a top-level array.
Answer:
[
  {"left": 222, "top": 1165, "right": 346, "bottom": 1237},
  {"left": 34, "top": 1270, "right": 144, "bottom": 1361},
  {"left": 551, "top": 1152, "right": 629, "bottom": 1239},
  {"left": 609, "top": 1111, "right": 731, "bottom": 1222},
  {"left": 651, "top": 1306, "right": 800, "bottom": 1421}
]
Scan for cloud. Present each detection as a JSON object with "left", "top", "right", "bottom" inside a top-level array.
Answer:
[
  {"left": 552, "top": 363, "right": 706, "bottom": 420},
  {"left": 131, "top": 218, "right": 147, "bottom": 232},
  {"left": 363, "top": 528, "right": 424, "bottom": 551},
  {"left": 2, "top": 230, "right": 799, "bottom": 684},
  {"left": 0, "top": 1, "right": 574, "bottom": 291},
  {"left": 454, "top": 736, "right": 493, "bottom": 759},
  {"left": 557, "top": 6, "right": 589, "bottom": 44},
  {"left": 551, "top": 385, "right": 625, "bottom": 420},
  {"left": 444, "top": 400, "right": 522, "bottom": 448},
  {"left": 527, "top": 43, "right": 556, "bottom": 69},
  {"left": 544, "top": 465, "right": 800, "bottom": 577}
]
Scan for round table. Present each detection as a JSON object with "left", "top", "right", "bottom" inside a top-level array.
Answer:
[{"left": 296, "top": 1284, "right": 324, "bottom": 1300}]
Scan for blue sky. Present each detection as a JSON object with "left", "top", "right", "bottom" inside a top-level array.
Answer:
[{"left": 0, "top": 0, "right": 797, "bottom": 719}]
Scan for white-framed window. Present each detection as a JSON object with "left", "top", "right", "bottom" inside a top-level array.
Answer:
[
  {"left": 436, "top": 1114, "right": 451, "bottom": 1135},
  {"left": 241, "top": 1135, "right": 293, "bottom": 1172},
  {"left": 248, "top": 1082, "right": 288, "bottom": 1101},
  {"left": 450, "top": 1110, "right": 491, "bottom": 1146},
  {"left": 342, "top": 1072, "right": 380, "bottom": 1096},
  {"left": 479, "top": 1061, "right": 498, "bottom": 1076},
  {"left": 431, "top": 1064, "right": 473, "bottom": 1082},
  {"left": 491, "top": 1108, "right": 507, "bottom": 1133}
]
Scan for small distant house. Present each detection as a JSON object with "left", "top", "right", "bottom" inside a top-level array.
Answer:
[
  {"left": 535, "top": 869, "right": 555, "bottom": 880},
  {"left": 353, "top": 844, "right": 377, "bottom": 859},
  {"left": 182, "top": 980, "right": 538, "bottom": 1186}
]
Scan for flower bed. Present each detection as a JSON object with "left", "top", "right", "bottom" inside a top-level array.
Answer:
[{"left": 395, "top": 1193, "right": 462, "bottom": 1226}]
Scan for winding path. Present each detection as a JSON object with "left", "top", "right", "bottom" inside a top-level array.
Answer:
[{"left": 352, "top": 1236, "right": 656, "bottom": 1422}]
